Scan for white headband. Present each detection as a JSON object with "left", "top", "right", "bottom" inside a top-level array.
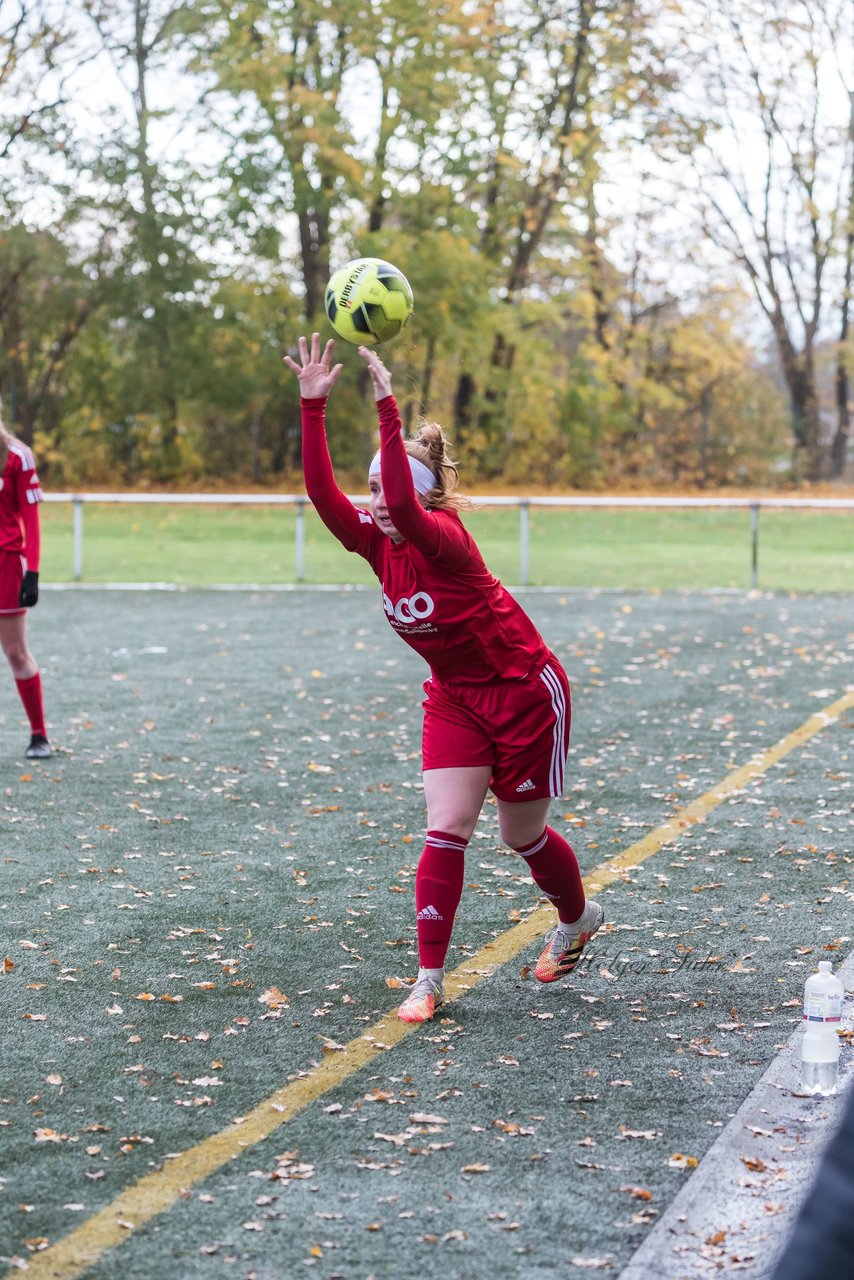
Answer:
[{"left": 369, "top": 451, "right": 436, "bottom": 496}]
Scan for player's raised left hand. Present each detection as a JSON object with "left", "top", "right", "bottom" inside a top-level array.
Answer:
[
  {"left": 284, "top": 333, "right": 343, "bottom": 399},
  {"left": 358, "top": 347, "right": 393, "bottom": 402}
]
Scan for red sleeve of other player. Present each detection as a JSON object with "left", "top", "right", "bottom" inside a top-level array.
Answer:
[
  {"left": 20, "top": 502, "right": 41, "bottom": 573},
  {"left": 15, "top": 449, "right": 42, "bottom": 572}
]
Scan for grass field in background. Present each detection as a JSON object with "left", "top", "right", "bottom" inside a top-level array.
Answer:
[{"left": 40, "top": 500, "right": 854, "bottom": 590}]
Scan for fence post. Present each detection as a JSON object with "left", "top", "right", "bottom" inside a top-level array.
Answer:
[
  {"left": 73, "top": 496, "right": 84, "bottom": 581},
  {"left": 750, "top": 502, "right": 759, "bottom": 589},
  {"left": 519, "top": 499, "right": 529, "bottom": 586},
  {"left": 295, "top": 498, "right": 305, "bottom": 582}
]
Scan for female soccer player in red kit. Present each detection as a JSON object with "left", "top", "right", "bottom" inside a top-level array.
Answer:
[
  {"left": 285, "top": 334, "right": 602, "bottom": 1022},
  {"left": 0, "top": 412, "right": 51, "bottom": 759}
]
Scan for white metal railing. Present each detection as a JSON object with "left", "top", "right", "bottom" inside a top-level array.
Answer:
[{"left": 44, "top": 492, "right": 854, "bottom": 588}]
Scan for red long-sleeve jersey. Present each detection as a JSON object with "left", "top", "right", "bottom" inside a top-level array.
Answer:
[
  {"left": 0, "top": 438, "right": 43, "bottom": 571},
  {"left": 301, "top": 395, "right": 549, "bottom": 684}
]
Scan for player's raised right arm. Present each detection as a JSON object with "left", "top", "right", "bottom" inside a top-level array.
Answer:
[{"left": 285, "top": 334, "right": 363, "bottom": 551}]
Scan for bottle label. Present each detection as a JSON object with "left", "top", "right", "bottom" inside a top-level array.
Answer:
[{"left": 803, "top": 993, "right": 843, "bottom": 1023}]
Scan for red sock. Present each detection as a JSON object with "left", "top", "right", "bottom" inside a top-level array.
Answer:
[
  {"left": 514, "top": 827, "right": 585, "bottom": 924},
  {"left": 415, "top": 830, "right": 468, "bottom": 969},
  {"left": 15, "top": 672, "right": 46, "bottom": 738}
]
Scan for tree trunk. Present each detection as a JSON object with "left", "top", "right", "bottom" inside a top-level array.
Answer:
[
  {"left": 453, "top": 371, "right": 477, "bottom": 440},
  {"left": 831, "top": 295, "right": 851, "bottom": 479},
  {"left": 699, "top": 383, "right": 712, "bottom": 488},
  {"left": 297, "top": 205, "right": 330, "bottom": 322},
  {"left": 368, "top": 78, "right": 392, "bottom": 234},
  {"left": 133, "top": 0, "right": 180, "bottom": 474},
  {"left": 450, "top": 2, "right": 592, "bottom": 451},
  {"left": 830, "top": 92, "right": 854, "bottom": 479},
  {"left": 768, "top": 312, "right": 823, "bottom": 481},
  {"left": 409, "top": 332, "right": 438, "bottom": 431}
]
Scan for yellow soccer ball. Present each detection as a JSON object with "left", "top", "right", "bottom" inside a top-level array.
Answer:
[{"left": 324, "top": 257, "right": 414, "bottom": 345}]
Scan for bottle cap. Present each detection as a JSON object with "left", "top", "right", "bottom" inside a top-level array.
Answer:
[{"left": 818, "top": 961, "right": 832, "bottom": 973}]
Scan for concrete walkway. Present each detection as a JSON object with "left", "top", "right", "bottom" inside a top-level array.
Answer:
[{"left": 618, "top": 952, "right": 854, "bottom": 1280}]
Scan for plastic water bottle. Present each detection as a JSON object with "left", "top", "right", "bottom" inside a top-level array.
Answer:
[{"left": 800, "top": 960, "right": 844, "bottom": 1096}]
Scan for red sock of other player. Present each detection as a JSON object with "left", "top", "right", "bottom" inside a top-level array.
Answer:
[
  {"left": 514, "top": 827, "right": 586, "bottom": 925},
  {"left": 415, "top": 830, "right": 469, "bottom": 969},
  {"left": 16, "top": 672, "right": 46, "bottom": 738}
]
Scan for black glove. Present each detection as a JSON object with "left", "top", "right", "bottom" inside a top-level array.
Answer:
[{"left": 19, "top": 570, "right": 39, "bottom": 608}]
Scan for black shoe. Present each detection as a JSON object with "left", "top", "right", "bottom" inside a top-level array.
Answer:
[{"left": 25, "top": 734, "right": 52, "bottom": 760}]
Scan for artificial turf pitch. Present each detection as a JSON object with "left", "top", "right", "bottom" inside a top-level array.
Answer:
[{"left": 1, "top": 587, "right": 852, "bottom": 1278}]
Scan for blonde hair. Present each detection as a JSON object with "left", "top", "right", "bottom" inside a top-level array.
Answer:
[{"left": 404, "top": 420, "right": 472, "bottom": 512}]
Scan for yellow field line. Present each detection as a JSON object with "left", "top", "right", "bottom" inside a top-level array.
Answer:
[{"left": 15, "top": 688, "right": 854, "bottom": 1280}]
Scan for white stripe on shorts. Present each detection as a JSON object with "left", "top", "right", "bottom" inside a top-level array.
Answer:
[{"left": 538, "top": 663, "right": 567, "bottom": 796}]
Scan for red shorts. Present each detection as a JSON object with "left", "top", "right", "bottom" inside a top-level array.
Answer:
[
  {"left": 421, "top": 657, "right": 571, "bottom": 802},
  {"left": 0, "top": 550, "right": 26, "bottom": 615}
]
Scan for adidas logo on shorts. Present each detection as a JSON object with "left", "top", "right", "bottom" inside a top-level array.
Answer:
[
  {"left": 515, "top": 778, "right": 536, "bottom": 793},
  {"left": 417, "top": 905, "right": 443, "bottom": 921}
]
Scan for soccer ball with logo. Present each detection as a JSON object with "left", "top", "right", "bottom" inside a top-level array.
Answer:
[{"left": 324, "top": 257, "right": 414, "bottom": 346}]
